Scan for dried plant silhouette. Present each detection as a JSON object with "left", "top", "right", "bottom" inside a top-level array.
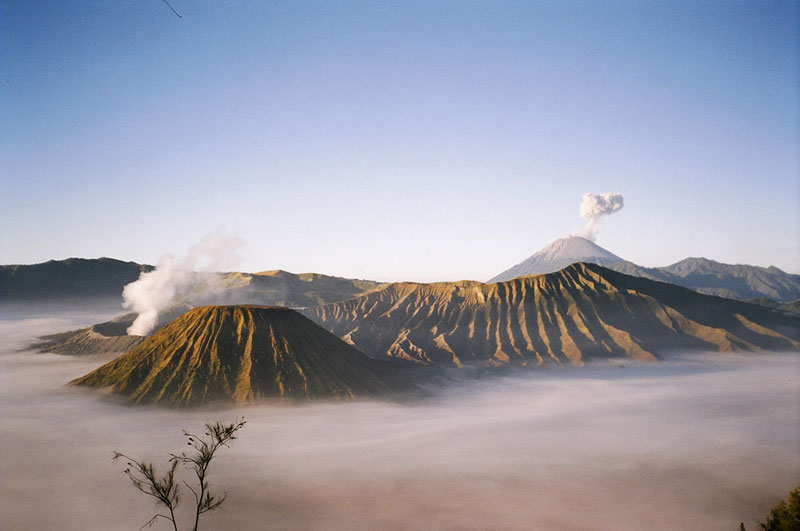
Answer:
[
  {"left": 740, "top": 484, "right": 800, "bottom": 531},
  {"left": 113, "top": 418, "right": 245, "bottom": 531}
]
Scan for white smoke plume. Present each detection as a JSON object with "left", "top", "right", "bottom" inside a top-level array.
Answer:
[
  {"left": 579, "top": 192, "right": 624, "bottom": 241},
  {"left": 123, "top": 232, "right": 245, "bottom": 336}
]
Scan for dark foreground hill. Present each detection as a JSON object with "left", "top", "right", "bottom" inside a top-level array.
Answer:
[
  {"left": 71, "top": 305, "right": 417, "bottom": 407},
  {"left": 305, "top": 263, "right": 800, "bottom": 367},
  {"left": 0, "top": 258, "right": 152, "bottom": 301}
]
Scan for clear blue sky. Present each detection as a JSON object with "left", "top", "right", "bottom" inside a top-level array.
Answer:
[{"left": 1, "top": 0, "right": 798, "bottom": 281}]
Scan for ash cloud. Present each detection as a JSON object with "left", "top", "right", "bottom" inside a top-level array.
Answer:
[
  {"left": 579, "top": 192, "right": 624, "bottom": 241},
  {"left": 123, "top": 232, "right": 245, "bottom": 336},
  {"left": 2, "top": 315, "right": 798, "bottom": 530}
]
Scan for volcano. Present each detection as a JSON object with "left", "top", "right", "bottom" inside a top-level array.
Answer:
[
  {"left": 489, "top": 236, "right": 622, "bottom": 282},
  {"left": 306, "top": 263, "right": 800, "bottom": 367},
  {"left": 71, "top": 305, "right": 412, "bottom": 407}
]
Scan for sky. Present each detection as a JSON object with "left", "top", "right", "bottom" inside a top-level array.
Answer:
[{"left": 1, "top": 0, "right": 798, "bottom": 282}]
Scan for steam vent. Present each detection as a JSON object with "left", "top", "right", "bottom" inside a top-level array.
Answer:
[{"left": 71, "top": 305, "right": 408, "bottom": 407}]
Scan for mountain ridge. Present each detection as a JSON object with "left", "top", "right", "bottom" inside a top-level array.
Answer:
[
  {"left": 305, "top": 263, "right": 800, "bottom": 368},
  {"left": 489, "top": 238, "right": 800, "bottom": 303},
  {"left": 1, "top": 257, "right": 387, "bottom": 309},
  {"left": 0, "top": 257, "right": 153, "bottom": 301},
  {"left": 607, "top": 257, "right": 800, "bottom": 303},
  {"left": 71, "top": 305, "right": 418, "bottom": 407}
]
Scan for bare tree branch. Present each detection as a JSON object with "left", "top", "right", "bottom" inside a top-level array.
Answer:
[
  {"left": 113, "top": 417, "right": 245, "bottom": 531},
  {"left": 139, "top": 513, "right": 174, "bottom": 531}
]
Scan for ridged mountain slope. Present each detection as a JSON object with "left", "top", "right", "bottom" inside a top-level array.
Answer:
[
  {"left": 71, "top": 305, "right": 410, "bottom": 406},
  {"left": 306, "top": 263, "right": 800, "bottom": 367},
  {"left": 489, "top": 236, "right": 622, "bottom": 282}
]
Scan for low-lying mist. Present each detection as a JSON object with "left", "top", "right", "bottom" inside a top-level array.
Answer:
[{"left": 1, "top": 311, "right": 798, "bottom": 530}]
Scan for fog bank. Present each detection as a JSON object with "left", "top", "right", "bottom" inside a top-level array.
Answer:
[{"left": 1, "top": 313, "right": 798, "bottom": 530}]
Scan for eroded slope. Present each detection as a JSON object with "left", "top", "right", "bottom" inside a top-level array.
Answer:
[
  {"left": 71, "top": 305, "right": 413, "bottom": 406},
  {"left": 306, "top": 263, "right": 800, "bottom": 367}
]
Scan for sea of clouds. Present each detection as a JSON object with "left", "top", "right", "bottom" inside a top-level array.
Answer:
[{"left": 1, "top": 308, "right": 798, "bottom": 530}]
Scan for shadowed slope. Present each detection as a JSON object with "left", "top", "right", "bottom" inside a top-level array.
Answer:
[
  {"left": 71, "top": 305, "right": 411, "bottom": 406},
  {"left": 306, "top": 263, "right": 800, "bottom": 368},
  {"left": 0, "top": 257, "right": 152, "bottom": 301},
  {"left": 608, "top": 258, "right": 800, "bottom": 303}
]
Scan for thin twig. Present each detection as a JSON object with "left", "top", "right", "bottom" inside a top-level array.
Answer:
[{"left": 160, "top": 0, "right": 182, "bottom": 18}]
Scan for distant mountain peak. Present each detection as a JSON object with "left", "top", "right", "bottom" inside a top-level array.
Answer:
[{"left": 488, "top": 236, "right": 623, "bottom": 283}]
